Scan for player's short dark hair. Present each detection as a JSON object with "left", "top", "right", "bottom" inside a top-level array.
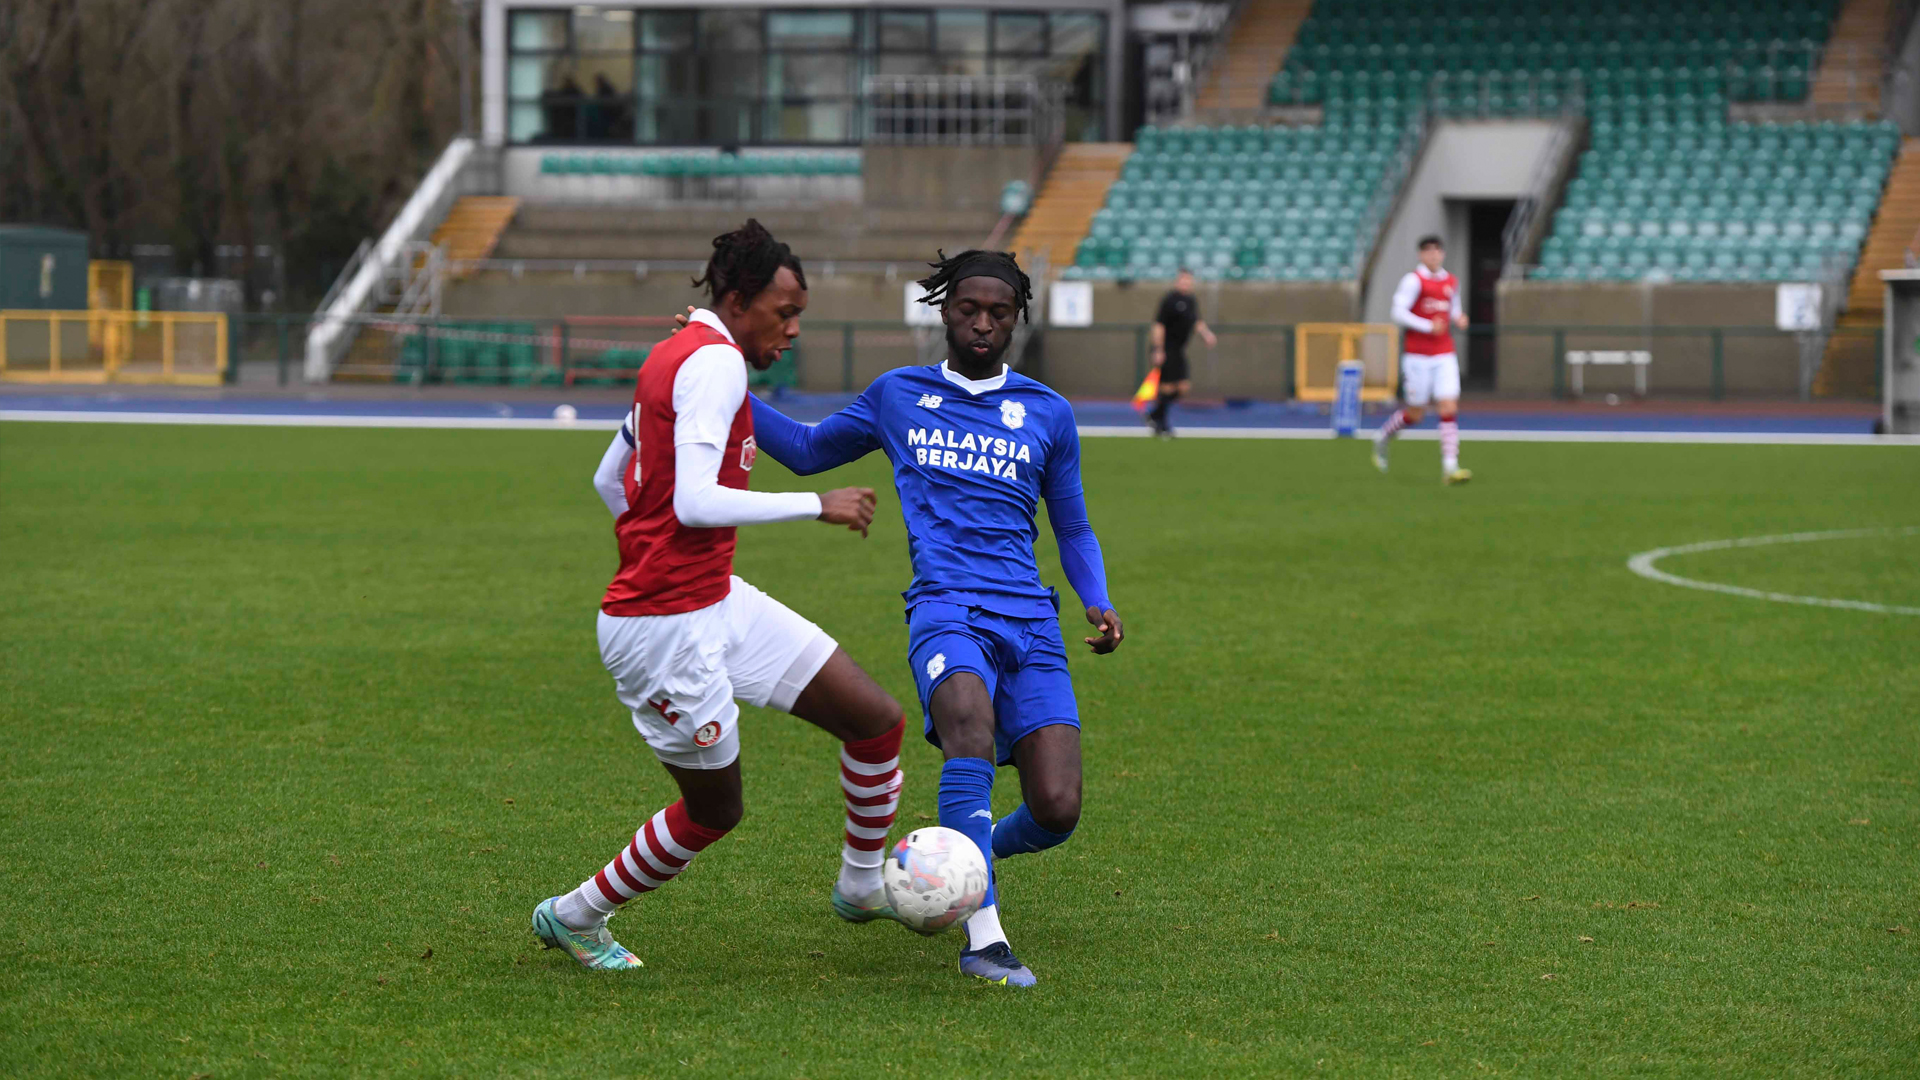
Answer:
[
  {"left": 1418, "top": 235, "right": 1445, "bottom": 250},
  {"left": 693, "top": 218, "right": 806, "bottom": 306},
  {"left": 1176, "top": 267, "right": 1195, "bottom": 277},
  {"left": 916, "top": 248, "right": 1032, "bottom": 323}
]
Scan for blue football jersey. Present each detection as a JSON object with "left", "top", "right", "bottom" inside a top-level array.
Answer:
[{"left": 752, "top": 362, "right": 1087, "bottom": 619}]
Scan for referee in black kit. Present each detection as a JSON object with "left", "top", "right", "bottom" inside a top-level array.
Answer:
[{"left": 1147, "top": 268, "right": 1216, "bottom": 437}]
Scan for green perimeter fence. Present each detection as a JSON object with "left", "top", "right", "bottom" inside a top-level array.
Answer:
[{"left": 228, "top": 315, "right": 1884, "bottom": 401}]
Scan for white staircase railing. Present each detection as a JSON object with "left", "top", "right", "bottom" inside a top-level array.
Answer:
[{"left": 304, "top": 137, "right": 478, "bottom": 381}]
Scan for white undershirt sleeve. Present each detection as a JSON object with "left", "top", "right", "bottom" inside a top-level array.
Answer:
[
  {"left": 1389, "top": 271, "right": 1430, "bottom": 332},
  {"left": 1451, "top": 284, "right": 1463, "bottom": 318},
  {"left": 670, "top": 345, "right": 823, "bottom": 528},
  {"left": 592, "top": 422, "right": 632, "bottom": 517}
]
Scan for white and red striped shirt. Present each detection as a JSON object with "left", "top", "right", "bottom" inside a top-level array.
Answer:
[
  {"left": 600, "top": 309, "right": 819, "bottom": 616},
  {"left": 1391, "top": 266, "right": 1461, "bottom": 356}
]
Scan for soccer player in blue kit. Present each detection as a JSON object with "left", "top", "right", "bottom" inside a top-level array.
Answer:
[{"left": 746, "top": 250, "right": 1123, "bottom": 987}]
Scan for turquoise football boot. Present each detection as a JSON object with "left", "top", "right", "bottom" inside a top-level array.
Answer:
[
  {"left": 830, "top": 883, "right": 902, "bottom": 925},
  {"left": 531, "top": 897, "right": 644, "bottom": 970}
]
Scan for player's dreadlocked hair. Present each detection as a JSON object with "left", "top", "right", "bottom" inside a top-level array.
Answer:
[
  {"left": 916, "top": 248, "right": 1033, "bottom": 323},
  {"left": 693, "top": 218, "right": 807, "bottom": 306}
]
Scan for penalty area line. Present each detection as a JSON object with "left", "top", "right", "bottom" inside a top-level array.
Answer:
[{"left": 1626, "top": 527, "right": 1920, "bottom": 616}]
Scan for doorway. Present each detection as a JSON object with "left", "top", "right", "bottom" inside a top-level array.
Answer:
[{"left": 1464, "top": 200, "right": 1515, "bottom": 390}]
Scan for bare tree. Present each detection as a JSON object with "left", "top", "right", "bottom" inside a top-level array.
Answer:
[{"left": 0, "top": 0, "right": 468, "bottom": 304}]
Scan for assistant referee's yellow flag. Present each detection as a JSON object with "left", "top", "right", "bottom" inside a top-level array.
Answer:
[{"left": 1131, "top": 369, "right": 1160, "bottom": 411}]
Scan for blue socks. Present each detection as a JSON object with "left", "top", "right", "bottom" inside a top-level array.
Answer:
[
  {"left": 992, "top": 803, "right": 1075, "bottom": 858},
  {"left": 939, "top": 757, "right": 998, "bottom": 912}
]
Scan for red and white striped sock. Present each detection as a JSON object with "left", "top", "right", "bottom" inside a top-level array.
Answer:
[
  {"left": 554, "top": 800, "right": 729, "bottom": 930},
  {"left": 1440, "top": 418, "right": 1460, "bottom": 471},
  {"left": 1377, "top": 409, "right": 1409, "bottom": 441},
  {"left": 837, "top": 719, "right": 904, "bottom": 898}
]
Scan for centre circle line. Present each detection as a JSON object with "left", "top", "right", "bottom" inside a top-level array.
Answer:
[{"left": 1626, "top": 527, "right": 1920, "bottom": 616}]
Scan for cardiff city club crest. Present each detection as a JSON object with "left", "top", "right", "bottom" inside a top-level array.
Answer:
[{"left": 999, "top": 400, "right": 1026, "bottom": 429}]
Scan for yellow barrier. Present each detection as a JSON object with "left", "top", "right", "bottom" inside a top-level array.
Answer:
[
  {"left": 0, "top": 310, "right": 228, "bottom": 385},
  {"left": 1294, "top": 322, "right": 1401, "bottom": 403},
  {"left": 87, "top": 261, "right": 135, "bottom": 356}
]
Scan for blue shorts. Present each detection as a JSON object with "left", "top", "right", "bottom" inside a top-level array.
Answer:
[{"left": 907, "top": 601, "right": 1080, "bottom": 767}]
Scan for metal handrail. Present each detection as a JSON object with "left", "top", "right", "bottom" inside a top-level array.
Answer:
[{"left": 863, "top": 75, "right": 1063, "bottom": 147}]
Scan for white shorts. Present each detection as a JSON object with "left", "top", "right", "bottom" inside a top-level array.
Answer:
[
  {"left": 1401, "top": 353, "right": 1461, "bottom": 407},
  {"left": 597, "top": 576, "right": 837, "bottom": 770}
]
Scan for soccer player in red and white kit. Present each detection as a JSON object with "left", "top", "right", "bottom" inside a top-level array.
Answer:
[
  {"left": 533, "top": 221, "right": 910, "bottom": 970},
  {"left": 1372, "top": 235, "right": 1472, "bottom": 485}
]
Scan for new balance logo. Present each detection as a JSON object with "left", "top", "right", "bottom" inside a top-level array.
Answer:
[{"left": 916, "top": 394, "right": 943, "bottom": 409}]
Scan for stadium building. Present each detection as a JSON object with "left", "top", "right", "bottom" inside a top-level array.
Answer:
[{"left": 302, "top": 0, "right": 1920, "bottom": 409}]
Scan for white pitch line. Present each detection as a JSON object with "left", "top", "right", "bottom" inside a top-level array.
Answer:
[
  {"left": 1078, "top": 426, "right": 1920, "bottom": 445},
  {"left": 4, "top": 410, "right": 1918, "bottom": 446},
  {"left": 1626, "top": 527, "right": 1920, "bottom": 615},
  {"left": 0, "top": 410, "right": 624, "bottom": 431}
]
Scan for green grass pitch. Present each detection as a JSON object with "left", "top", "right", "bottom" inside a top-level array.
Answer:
[{"left": 2, "top": 421, "right": 1916, "bottom": 1077}]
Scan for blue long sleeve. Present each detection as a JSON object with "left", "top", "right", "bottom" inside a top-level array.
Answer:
[
  {"left": 1045, "top": 492, "right": 1112, "bottom": 614},
  {"left": 749, "top": 393, "right": 881, "bottom": 475}
]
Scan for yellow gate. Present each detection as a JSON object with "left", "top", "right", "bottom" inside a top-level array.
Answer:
[{"left": 0, "top": 310, "right": 228, "bottom": 385}]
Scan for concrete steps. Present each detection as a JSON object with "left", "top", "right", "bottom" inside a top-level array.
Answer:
[
  {"left": 431, "top": 197, "right": 520, "bottom": 274},
  {"left": 1815, "top": 137, "right": 1920, "bottom": 396},
  {"left": 1008, "top": 143, "right": 1133, "bottom": 271},
  {"left": 1812, "top": 0, "right": 1893, "bottom": 112},
  {"left": 1195, "top": 0, "right": 1315, "bottom": 113}
]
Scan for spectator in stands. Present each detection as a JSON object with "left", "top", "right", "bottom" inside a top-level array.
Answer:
[
  {"left": 542, "top": 75, "right": 583, "bottom": 140},
  {"left": 1147, "top": 269, "right": 1215, "bottom": 437}
]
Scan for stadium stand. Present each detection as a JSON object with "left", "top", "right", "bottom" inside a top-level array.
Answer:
[
  {"left": 1009, "top": 143, "right": 1134, "bottom": 271},
  {"left": 1535, "top": 117, "right": 1903, "bottom": 282},
  {"left": 429, "top": 197, "right": 520, "bottom": 277},
  {"left": 1194, "top": 0, "right": 1316, "bottom": 113},
  {"left": 1812, "top": 0, "right": 1903, "bottom": 111},
  {"left": 1062, "top": 119, "right": 1415, "bottom": 281},
  {"left": 1816, "top": 136, "right": 1920, "bottom": 394},
  {"left": 536, "top": 152, "right": 862, "bottom": 178},
  {"left": 1267, "top": 0, "right": 1838, "bottom": 108}
]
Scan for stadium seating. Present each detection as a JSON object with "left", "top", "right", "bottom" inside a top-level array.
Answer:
[
  {"left": 1062, "top": 119, "right": 1411, "bottom": 281},
  {"left": 537, "top": 153, "right": 862, "bottom": 178},
  {"left": 396, "top": 325, "right": 797, "bottom": 389},
  {"left": 1269, "top": 0, "right": 1838, "bottom": 108},
  {"left": 1534, "top": 117, "right": 1901, "bottom": 282}
]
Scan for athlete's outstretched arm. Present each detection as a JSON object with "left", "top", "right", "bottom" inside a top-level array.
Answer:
[
  {"left": 672, "top": 346, "right": 874, "bottom": 532},
  {"left": 592, "top": 418, "right": 635, "bottom": 516},
  {"left": 1041, "top": 412, "right": 1123, "bottom": 654},
  {"left": 1045, "top": 492, "right": 1112, "bottom": 615},
  {"left": 748, "top": 393, "right": 881, "bottom": 476}
]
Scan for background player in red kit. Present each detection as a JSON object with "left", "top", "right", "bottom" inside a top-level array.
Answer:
[
  {"left": 533, "top": 221, "right": 909, "bottom": 970},
  {"left": 1372, "top": 235, "right": 1472, "bottom": 485}
]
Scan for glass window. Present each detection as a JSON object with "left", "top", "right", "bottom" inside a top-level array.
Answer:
[
  {"left": 769, "top": 53, "right": 853, "bottom": 99},
  {"left": 768, "top": 11, "right": 854, "bottom": 49},
  {"left": 1048, "top": 12, "right": 1102, "bottom": 59},
  {"left": 638, "top": 11, "right": 694, "bottom": 51},
  {"left": 510, "top": 11, "right": 567, "bottom": 51},
  {"left": 636, "top": 53, "right": 696, "bottom": 99},
  {"left": 993, "top": 13, "right": 1046, "bottom": 56},
  {"left": 573, "top": 8, "right": 634, "bottom": 52},
  {"left": 776, "top": 103, "right": 851, "bottom": 142},
  {"left": 878, "top": 54, "right": 934, "bottom": 77},
  {"left": 936, "top": 11, "right": 987, "bottom": 55},
  {"left": 700, "top": 52, "right": 763, "bottom": 97},
  {"left": 700, "top": 9, "right": 762, "bottom": 52},
  {"left": 878, "top": 11, "right": 931, "bottom": 51}
]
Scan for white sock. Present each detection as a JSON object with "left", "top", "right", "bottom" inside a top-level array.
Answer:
[
  {"left": 554, "top": 886, "right": 614, "bottom": 931},
  {"left": 964, "top": 904, "right": 1008, "bottom": 951},
  {"left": 836, "top": 856, "right": 883, "bottom": 899},
  {"left": 1443, "top": 457, "right": 1458, "bottom": 473}
]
